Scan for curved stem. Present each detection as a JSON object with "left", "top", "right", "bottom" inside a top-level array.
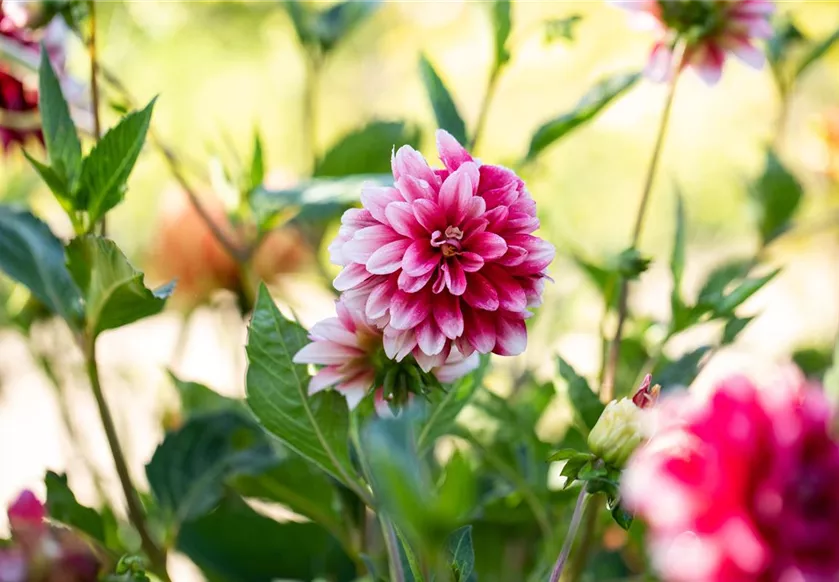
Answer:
[
  {"left": 83, "top": 337, "right": 170, "bottom": 581},
  {"left": 471, "top": 65, "right": 502, "bottom": 153},
  {"left": 601, "top": 42, "right": 685, "bottom": 402},
  {"left": 303, "top": 50, "right": 322, "bottom": 174},
  {"left": 86, "top": 0, "right": 104, "bottom": 235},
  {"left": 549, "top": 487, "right": 588, "bottom": 582}
]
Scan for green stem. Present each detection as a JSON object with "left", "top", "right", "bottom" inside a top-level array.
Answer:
[
  {"left": 471, "top": 64, "right": 502, "bottom": 153},
  {"left": 86, "top": 0, "right": 104, "bottom": 236},
  {"left": 83, "top": 336, "right": 170, "bottom": 581},
  {"left": 549, "top": 487, "right": 587, "bottom": 582},
  {"left": 303, "top": 50, "right": 323, "bottom": 174},
  {"left": 601, "top": 41, "right": 685, "bottom": 403},
  {"left": 565, "top": 498, "right": 599, "bottom": 582}
]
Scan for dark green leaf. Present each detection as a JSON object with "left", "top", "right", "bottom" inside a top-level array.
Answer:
[
  {"left": 65, "top": 236, "right": 170, "bottom": 337},
  {"left": 791, "top": 347, "right": 834, "bottom": 380},
  {"left": 557, "top": 356, "right": 604, "bottom": 432},
  {"left": 146, "top": 411, "right": 276, "bottom": 526},
  {"left": 283, "top": 0, "right": 317, "bottom": 48},
  {"left": 177, "top": 494, "right": 355, "bottom": 582},
  {"left": 23, "top": 150, "right": 73, "bottom": 208},
  {"left": 248, "top": 131, "right": 264, "bottom": 193},
  {"left": 722, "top": 316, "right": 753, "bottom": 345},
  {"left": 38, "top": 46, "right": 81, "bottom": 195},
  {"left": 419, "top": 54, "right": 468, "bottom": 145},
  {"left": 436, "top": 451, "right": 477, "bottom": 524},
  {"left": 0, "top": 206, "right": 82, "bottom": 325},
  {"left": 696, "top": 259, "right": 751, "bottom": 311},
  {"left": 767, "top": 16, "right": 806, "bottom": 70},
  {"left": 610, "top": 502, "right": 634, "bottom": 530},
  {"left": 447, "top": 525, "right": 475, "bottom": 582},
  {"left": 79, "top": 98, "right": 156, "bottom": 224},
  {"left": 796, "top": 27, "right": 839, "bottom": 79},
  {"left": 168, "top": 372, "right": 244, "bottom": 417},
  {"left": 44, "top": 471, "right": 105, "bottom": 544},
  {"left": 715, "top": 270, "right": 779, "bottom": 315},
  {"left": 577, "top": 462, "right": 608, "bottom": 482},
  {"left": 560, "top": 456, "right": 588, "bottom": 486},
  {"left": 547, "top": 449, "right": 581, "bottom": 462},
  {"left": 315, "top": 121, "right": 421, "bottom": 177},
  {"left": 671, "top": 191, "right": 686, "bottom": 294},
  {"left": 654, "top": 347, "right": 711, "bottom": 390},
  {"left": 616, "top": 247, "right": 651, "bottom": 280},
  {"left": 750, "top": 150, "right": 802, "bottom": 246},
  {"left": 544, "top": 15, "right": 583, "bottom": 44},
  {"left": 316, "top": 0, "right": 380, "bottom": 53},
  {"left": 571, "top": 252, "right": 618, "bottom": 307},
  {"left": 526, "top": 72, "right": 640, "bottom": 160},
  {"left": 491, "top": 0, "right": 512, "bottom": 69},
  {"left": 245, "top": 285, "right": 361, "bottom": 491}
]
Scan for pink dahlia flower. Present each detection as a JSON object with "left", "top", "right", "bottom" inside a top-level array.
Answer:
[
  {"left": 329, "top": 130, "right": 554, "bottom": 369},
  {"left": 7, "top": 490, "right": 44, "bottom": 531},
  {"left": 612, "top": 0, "right": 775, "bottom": 85},
  {"left": 623, "top": 372, "right": 839, "bottom": 581},
  {"left": 293, "top": 298, "right": 480, "bottom": 410}
]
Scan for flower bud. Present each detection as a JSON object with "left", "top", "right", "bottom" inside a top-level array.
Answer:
[
  {"left": 7, "top": 490, "right": 45, "bottom": 532},
  {"left": 587, "top": 398, "right": 645, "bottom": 469}
]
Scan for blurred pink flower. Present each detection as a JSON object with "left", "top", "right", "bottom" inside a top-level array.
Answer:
[
  {"left": 293, "top": 298, "right": 480, "bottom": 410},
  {"left": 329, "top": 130, "right": 554, "bottom": 370},
  {"left": 6, "top": 490, "right": 44, "bottom": 531},
  {"left": 623, "top": 372, "right": 839, "bottom": 581},
  {"left": 612, "top": 0, "right": 775, "bottom": 84}
]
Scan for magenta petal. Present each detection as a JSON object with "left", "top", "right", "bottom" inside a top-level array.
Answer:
[
  {"left": 398, "top": 269, "right": 435, "bottom": 293},
  {"left": 436, "top": 129, "right": 473, "bottom": 172},
  {"left": 455, "top": 336, "right": 476, "bottom": 358},
  {"left": 389, "top": 289, "right": 431, "bottom": 330},
  {"left": 334, "top": 263, "right": 373, "bottom": 291},
  {"left": 483, "top": 206, "right": 508, "bottom": 231},
  {"left": 309, "top": 366, "right": 345, "bottom": 394},
  {"left": 403, "top": 240, "right": 441, "bottom": 277},
  {"left": 361, "top": 186, "right": 401, "bottom": 223},
  {"left": 444, "top": 260, "right": 467, "bottom": 296},
  {"left": 465, "top": 231, "right": 507, "bottom": 261},
  {"left": 392, "top": 145, "right": 440, "bottom": 186},
  {"left": 366, "top": 239, "right": 412, "bottom": 274},
  {"left": 383, "top": 327, "right": 417, "bottom": 361},
  {"left": 413, "top": 199, "right": 446, "bottom": 233},
  {"left": 414, "top": 348, "right": 449, "bottom": 373},
  {"left": 396, "top": 175, "right": 434, "bottom": 202},
  {"left": 294, "top": 341, "right": 363, "bottom": 365},
  {"left": 462, "top": 271, "right": 500, "bottom": 311},
  {"left": 310, "top": 318, "right": 359, "bottom": 347},
  {"left": 459, "top": 252, "right": 484, "bottom": 273},
  {"left": 465, "top": 195, "right": 487, "bottom": 220},
  {"left": 519, "top": 239, "right": 556, "bottom": 274},
  {"left": 366, "top": 279, "right": 395, "bottom": 320},
  {"left": 484, "top": 265, "right": 527, "bottom": 312},
  {"left": 463, "top": 308, "right": 496, "bottom": 353},
  {"left": 385, "top": 201, "right": 423, "bottom": 238},
  {"left": 417, "top": 319, "right": 446, "bottom": 355},
  {"left": 497, "top": 245, "right": 528, "bottom": 267},
  {"left": 433, "top": 293, "right": 464, "bottom": 340},
  {"left": 343, "top": 225, "right": 400, "bottom": 263},
  {"left": 438, "top": 168, "right": 474, "bottom": 226},
  {"left": 493, "top": 316, "right": 527, "bottom": 356}
]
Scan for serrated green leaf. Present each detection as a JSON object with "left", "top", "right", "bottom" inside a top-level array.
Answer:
[
  {"left": 168, "top": 372, "right": 245, "bottom": 418},
  {"left": 79, "top": 98, "right": 155, "bottom": 224},
  {"left": 547, "top": 448, "right": 581, "bottom": 462},
  {"left": 560, "top": 455, "right": 588, "bottom": 486},
  {"left": 715, "top": 270, "right": 779, "bottom": 315},
  {"left": 491, "top": 0, "right": 511, "bottom": 69},
  {"left": 147, "top": 411, "right": 276, "bottom": 527},
  {"left": 315, "top": 121, "right": 421, "bottom": 177},
  {"left": 245, "top": 285, "right": 361, "bottom": 491},
  {"left": 796, "top": 26, "right": 839, "bottom": 79},
  {"left": 526, "top": 72, "right": 640, "bottom": 160},
  {"left": 44, "top": 471, "right": 105, "bottom": 544},
  {"left": 557, "top": 356, "right": 604, "bottom": 432},
  {"left": 577, "top": 462, "right": 608, "bottom": 482},
  {"left": 750, "top": 150, "right": 802, "bottom": 246},
  {"left": 419, "top": 54, "right": 468, "bottom": 145},
  {"left": 23, "top": 149, "right": 72, "bottom": 208},
  {"left": 65, "top": 236, "right": 169, "bottom": 337},
  {"left": 38, "top": 46, "right": 81, "bottom": 195},
  {"left": 446, "top": 525, "right": 475, "bottom": 582},
  {"left": 0, "top": 206, "right": 82, "bottom": 325}
]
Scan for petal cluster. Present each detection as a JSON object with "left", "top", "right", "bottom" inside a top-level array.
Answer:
[
  {"left": 329, "top": 130, "right": 554, "bottom": 370},
  {"left": 613, "top": 0, "right": 775, "bottom": 85},
  {"left": 623, "top": 372, "right": 839, "bottom": 581}
]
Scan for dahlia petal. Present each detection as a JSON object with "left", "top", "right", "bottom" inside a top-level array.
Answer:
[
  {"left": 455, "top": 336, "right": 476, "bottom": 358},
  {"left": 444, "top": 260, "right": 467, "bottom": 296},
  {"left": 361, "top": 186, "right": 401, "bottom": 223},
  {"left": 334, "top": 263, "right": 373, "bottom": 291},
  {"left": 727, "top": 38, "right": 765, "bottom": 69},
  {"left": 293, "top": 341, "right": 363, "bottom": 365},
  {"left": 335, "top": 299, "right": 357, "bottom": 332},
  {"left": 310, "top": 318, "right": 359, "bottom": 347},
  {"left": 385, "top": 201, "right": 424, "bottom": 238},
  {"left": 646, "top": 42, "right": 674, "bottom": 83},
  {"left": 413, "top": 199, "right": 446, "bottom": 233},
  {"left": 367, "top": 239, "right": 412, "bottom": 274},
  {"left": 484, "top": 206, "right": 508, "bottom": 231},
  {"left": 403, "top": 240, "right": 441, "bottom": 277},
  {"left": 366, "top": 279, "right": 396, "bottom": 320},
  {"left": 462, "top": 272, "right": 500, "bottom": 311},
  {"left": 392, "top": 145, "right": 439, "bottom": 187},
  {"left": 690, "top": 43, "right": 726, "bottom": 85},
  {"left": 497, "top": 245, "right": 528, "bottom": 267},
  {"left": 439, "top": 167, "right": 475, "bottom": 226},
  {"left": 433, "top": 293, "right": 464, "bottom": 340},
  {"left": 458, "top": 252, "right": 484, "bottom": 273},
  {"left": 344, "top": 225, "right": 401, "bottom": 263},
  {"left": 516, "top": 238, "right": 556, "bottom": 273},
  {"left": 493, "top": 316, "right": 527, "bottom": 356},
  {"left": 389, "top": 289, "right": 431, "bottom": 330},
  {"left": 383, "top": 327, "right": 417, "bottom": 361},
  {"left": 414, "top": 348, "right": 449, "bottom": 373},
  {"left": 435, "top": 351, "right": 480, "bottom": 383},
  {"left": 396, "top": 175, "right": 433, "bottom": 202},
  {"left": 417, "top": 318, "right": 446, "bottom": 355},
  {"left": 398, "top": 269, "right": 435, "bottom": 293},
  {"left": 463, "top": 308, "right": 496, "bottom": 353},
  {"left": 432, "top": 269, "right": 446, "bottom": 294},
  {"left": 436, "top": 129, "right": 473, "bottom": 172},
  {"left": 483, "top": 265, "right": 527, "bottom": 312},
  {"left": 343, "top": 387, "right": 368, "bottom": 410},
  {"left": 465, "top": 231, "right": 507, "bottom": 261},
  {"left": 465, "top": 195, "right": 487, "bottom": 221},
  {"left": 309, "top": 366, "right": 345, "bottom": 394}
]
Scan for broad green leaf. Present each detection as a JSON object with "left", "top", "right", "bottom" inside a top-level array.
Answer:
[
  {"left": 419, "top": 54, "right": 468, "bottom": 145},
  {"left": 167, "top": 372, "right": 245, "bottom": 417},
  {"left": 316, "top": 0, "right": 380, "bottom": 53},
  {"left": 37, "top": 47, "right": 81, "bottom": 196},
  {"left": 146, "top": 411, "right": 276, "bottom": 527},
  {"left": 547, "top": 449, "right": 581, "bottom": 462},
  {"left": 245, "top": 285, "right": 360, "bottom": 490},
  {"left": 750, "top": 150, "right": 802, "bottom": 246},
  {"left": 557, "top": 356, "right": 604, "bottom": 432},
  {"left": 447, "top": 525, "right": 476, "bottom": 582},
  {"left": 416, "top": 353, "right": 489, "bottom": 453},
  {"left": 66, "top": 236, "right": 170, "bottom": 337},
  {"left": 714, "top": 270, "right": 779, "bottom": 315},
  {"left": 44, "top": 471, "right": 105, "bottom": 544},
  {"left": 796, "top": 27, "right": 839, "bottom": 79},
  {"left": 526, "top": 72, "right": 640, "bottom": 160},
  {"left": 177, "top": 494, "right": 355, "bottom": 582},
  {"left": 23, "top": 150, "right": 73, "bottom": 209},
  {"left": 436, "top": 451, "right": 477, "bottom": 525},
  {"left": 79, "top": 98, "right": 156, "bottom": 224},
  {"left": 653, "top": 346, "right": 711, "bottom": 390},
  {"left": 315, "top": 121, "right": 421, "bottom": 177},
  {"left": 491, "top": 0, "right": 511, "bottom": 70},
  {"left": 0, "top": 206, "right": 82, "bottom": 325}
]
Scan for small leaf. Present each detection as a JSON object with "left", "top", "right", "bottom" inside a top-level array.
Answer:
[
  {"left": 283, "top": 0, "right": 318, "bottom": 49},
  {"left": 317, "top": 1, "right": 380, "bottom": 53},
  {"left": 577, "top": 462, "right": 608, "bottom": 482},
  {"left": 722, "top": 316, "right": 753, "bottom": 345},
  {"left": 560, "top": 455, "right": 588, "bottom": 486},
  {"left": 526, "top": 72, "right": 640, "bottom": 160},
  {"left": 245, "top": 285, "right": 361, "bottom": 490},
  {"left": 65, "top": 236, "right": 170, "bottom": 337},
  {"left": 696, "top": 260, "right": 751, "bottom": 311},
  {"left": 168, "top": 372, "right": 244, "bottom": 418},
  {"left": 610, "top": 502, "right": 634, "bottom": 530},
  {"left": 419, "top": 54, "right": 468, "bottom": 145},
  {"left": 792, "top": 347, "right": 835, "bottom": 380},
  {"left": 146, "top": 411, "right": 276, "bottom": 527},
  {"left": 0, "top": 206, "right": 82, "bottom": 325},
  {"left": 715, "top": 269, "right": 779, "bottom": 315},
  {"left": 557, "top": 356, "right": 604, "bottom": 432},
  {"left": 654, "top": 346, "right": 711, "bottom": 390},
  {"left": 446, "top": 525, "right": 475, "bottom": 582},
  {"left": 315, "top": 121, "right": 421, "bottom": 177},
  {"left": 670, "top": 191, "right": 686, "bottom": 295},
  {"left": 248, "top": 130, "right": 265, "bottom": 193},
  {"left": 544, "top": 15, "right": 583, "bottom": 44},
  {"left": 37, "top": 46, "right": 81, "bottom": 195},
  {"left": 79, "top": 98, "right": 156, "bottom": 224},
  {"left": 750, "top": 150, "right": 803, "bottom": 246},
  {"left": 547, "top": 448, "right": 581, "bottom": 462},
  {"left": 571, "top": 252, "right": 619, "bottom": 307},
  {"left": 796, "top": 26, "right": 839, "bottom": 79},
  {"left": 23, "top": 150, "right": 73, "bottom": 209},
  {"left": 491, "top": 0, "right": 512, "bottom": 69},
  {"left": 44, "top": 471, "right": 105, "bottom": 544}
]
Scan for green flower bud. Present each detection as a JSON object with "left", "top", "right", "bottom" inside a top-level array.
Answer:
[{"left": 587, "top": 398, "right": 646, "bottom": 469}]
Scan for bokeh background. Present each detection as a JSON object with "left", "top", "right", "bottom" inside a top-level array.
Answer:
[{"left": 1, "top": 1, "right": 838, "bottom": 579}]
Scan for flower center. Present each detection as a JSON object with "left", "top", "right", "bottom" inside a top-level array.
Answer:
[
  {"left": 430, "top": 226, "right": 464, "bottom": 258},
  {"left": 659, "top": 0, "right": 724, "bottom": 39}
]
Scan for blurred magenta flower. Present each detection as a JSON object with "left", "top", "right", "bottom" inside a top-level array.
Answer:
[
  {"left": 329, "top": 130, "right": 554, "bottom": 369},
  {"left": 7, "top": 490, "right": 45, "bottom": 531},
  {"left": 623, "top": 372, "right": 839, "bottom": 581},
  {"left": 294, "top": 298, "right": 479, "bottom": 410},
  {"left": 612, "top": 0, "right": 775, "bottom": 84}
]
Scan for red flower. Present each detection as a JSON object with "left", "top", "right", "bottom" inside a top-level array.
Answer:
[
  {"left": 6, "top": 490, "right": 44, "bottom": 532},
  {"left": 623, "top": 372, "right": 839, "bottom": 581}
]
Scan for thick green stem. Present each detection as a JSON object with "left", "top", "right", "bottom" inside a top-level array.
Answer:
[
  {"left": 549, "top": 487, "right": 587, "bottom": 582},
  {"left": 83, "top": 337, "right": 170, "bottom": 581}
]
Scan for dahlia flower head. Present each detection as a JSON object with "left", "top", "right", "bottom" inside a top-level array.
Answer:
[
  {"left": 294, "top": 297, "right": 480, "bottom": 412},
  {"left": 623, "top": 372, "right": 839, "bottom": 582},
  {"left": 612, "top": 0, "right": 775, "bottom": 85},
  {"left": 329, "top": 130, "right": 555, "bottom": 371}
]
